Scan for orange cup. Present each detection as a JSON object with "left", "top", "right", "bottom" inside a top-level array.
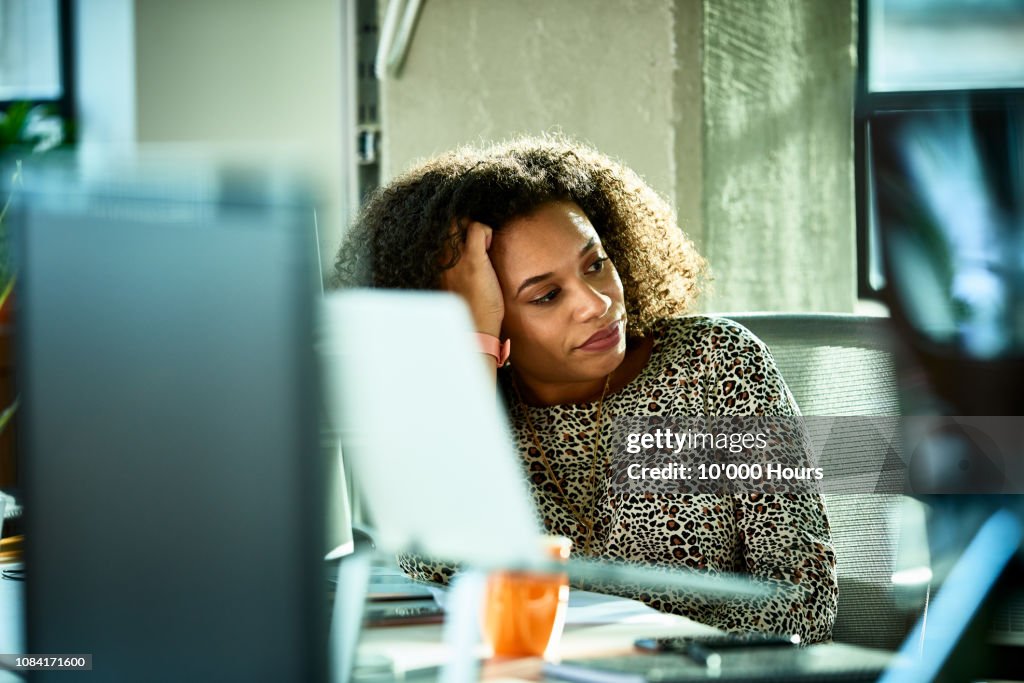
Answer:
[{"left": 481, "top": 535, "right": 572, "bottom": 659}]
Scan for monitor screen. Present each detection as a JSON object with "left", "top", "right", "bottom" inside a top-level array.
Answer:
[
  {"left": 869, "top": 105, "right": 1024, "bottom": 361},
  {"left": 10, "top": 152, "right": 327, "bottom": 681}
]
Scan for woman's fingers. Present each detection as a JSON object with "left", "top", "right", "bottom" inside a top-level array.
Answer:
[
  {"left": 440, "top": 219, "right": 504, "bottom": 336},
  {"left": 465, "top": 220, "right": 493, "bottom": 255}
]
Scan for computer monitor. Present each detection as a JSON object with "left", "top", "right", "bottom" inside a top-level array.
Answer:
[
  {"left": 868, "top": 104, "right": 1024, "bottom": 413},
  {"left": 868, "top": 104, "right": 1024, "bottom": 679},
  {"left": 10, "top": 152, "right": 327, "bottom": 681}
]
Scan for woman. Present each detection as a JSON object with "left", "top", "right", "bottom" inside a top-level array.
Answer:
[{"left": 332, "top": 136, "right": 837, "bottom": 643}]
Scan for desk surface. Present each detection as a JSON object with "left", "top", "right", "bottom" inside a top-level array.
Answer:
[
  {"left": 5, "top": 570, "right": 905, "bottom": 683},
  {"left": 357, "top": 590, "right": 720, "bottom": 682},
  {"left": 3, "top": 560, "right": 705, "bottom": 683}
]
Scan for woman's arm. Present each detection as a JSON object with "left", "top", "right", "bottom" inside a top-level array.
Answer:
[
  {"left": 440, "top": 220, "right": 505, "bottom": 382},
  {"left": 705, "top": 319, "right": 838, "bottom": 643},
  {"left": 396, "top": 552, "right": 461, "bottom": 586}
]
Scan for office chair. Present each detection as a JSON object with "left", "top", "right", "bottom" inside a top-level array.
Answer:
[{"left": 724, "top": 313, "right": 926, "bottom": 651}]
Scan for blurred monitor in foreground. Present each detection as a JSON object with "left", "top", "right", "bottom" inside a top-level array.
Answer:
[
  {"left": 9, "top": 152, "right": 327, "bottom": 682},
  {"left": 870, "top": 104, "right": 1024, "bottom": 679},
  {"left": 870, "top": 105, "right": 1024, "bottom": 413}
]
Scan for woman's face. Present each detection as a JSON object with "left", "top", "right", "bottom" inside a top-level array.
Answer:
[{"left": 489, "top": 201, "right": 627, "bottom": 390}]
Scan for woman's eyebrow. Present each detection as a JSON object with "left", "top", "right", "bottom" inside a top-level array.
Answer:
[
  {"left": 516, "top": 272, "right": 553, "bottom": 297},
  {"left": 515, "top": 238, "right": 599, "bottom": 297}
]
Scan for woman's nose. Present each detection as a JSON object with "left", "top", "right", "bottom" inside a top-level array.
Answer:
[{"left": 572, "top": 281, "right": 612, "bottom": 322}]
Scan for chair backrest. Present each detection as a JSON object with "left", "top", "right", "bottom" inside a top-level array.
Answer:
[
  {"left": 722, "top": 314, "right": 900, "bottom": 417},
  {"left": 723, "top": 313, "right": 921, "bottom": 650}
]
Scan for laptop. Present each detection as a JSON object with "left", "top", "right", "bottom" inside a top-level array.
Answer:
[{"left": 321, "top": 289, "right": 540, "bottom": 569}]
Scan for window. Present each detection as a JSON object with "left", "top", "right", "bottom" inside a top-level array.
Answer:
[{"left": 0, "top": 0, "right": 73, "bottom": 118}]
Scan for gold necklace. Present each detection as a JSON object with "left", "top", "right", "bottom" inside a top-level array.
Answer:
[{"left": 513, "top": 373, "right": 612, "bottom": 556}]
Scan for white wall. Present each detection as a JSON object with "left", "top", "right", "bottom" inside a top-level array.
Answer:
[
  {"left": 134, "top": 0, "right": 346, "bottom": 274},
  {"left": 381, "top": 0, "right": 688, "bottom": 214},
  {"left": 73, "top": 0, "right": 352, "bottom": 553},
  {"left": 75, "top": 0, "right": 348, "bottom": 275}
]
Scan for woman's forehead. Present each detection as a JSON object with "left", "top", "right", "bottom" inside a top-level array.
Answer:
[
  {"left": 498, "top": 201, "right": 600, "bottom": 247},
  {"left": 490, "top": 202, "right": 603, "bottom": 280}
]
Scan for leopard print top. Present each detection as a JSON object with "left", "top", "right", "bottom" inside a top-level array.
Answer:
[{"left": 398, "top": 316, "right": 838, "bottom": 643}]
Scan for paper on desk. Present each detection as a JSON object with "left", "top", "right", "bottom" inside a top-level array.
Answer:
[
  {"left": 427, "top": 586, "right": 674, "bottom": 626},
  {"left": 565, "top": 590, "right": 673, "bottom": 625}
]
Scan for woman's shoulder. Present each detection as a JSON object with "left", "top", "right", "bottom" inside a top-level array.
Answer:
[
  {"left": 653, "top": 315, "right": 771, "bottom": 359},
  {"left": 637, "top": 315, "right": 775, "bottom": 384},
  {"left": 651, "top": 316, "right": 796, "bottom": 415}
]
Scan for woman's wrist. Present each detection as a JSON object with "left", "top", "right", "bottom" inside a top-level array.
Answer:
[
  {"left": 471, "top": 311, "right": 503, "bottom": 338},
  {"left": 475, "top": 333, "right": 510, "bottom": 367}
]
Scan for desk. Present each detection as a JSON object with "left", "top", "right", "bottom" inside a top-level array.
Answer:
[
  {"left": 6, "top": 571, "right": 900, "bottom": 682},
  {"left": 5, "top": 560, "right": 707, "bottom": 683},
  {"left": 356, "top": 590, "right": 721, "bottom": 682}
]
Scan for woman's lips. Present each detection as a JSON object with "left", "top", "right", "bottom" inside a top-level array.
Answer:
[{"left": 577, "top": 320, "right": 622, "bottom": 352}]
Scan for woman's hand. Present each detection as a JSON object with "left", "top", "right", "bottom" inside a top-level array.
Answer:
[{"left": 440, "top": 220, "right": 505, "bottom": 337}]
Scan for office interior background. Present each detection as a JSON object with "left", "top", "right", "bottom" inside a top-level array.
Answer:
[
  {"left": 1, "top": 0, "right": 879, "bottom": 546},
  {"left": 2, "top": 0, "right": 1024, "bottom": 680}
]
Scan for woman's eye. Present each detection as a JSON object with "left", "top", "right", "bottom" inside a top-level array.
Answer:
[
  {"left": 588, "top": 256, "right": 609, "bottom": 273},
  {"left": 531, "top": 288, "right": 560, "bottom": 304}
]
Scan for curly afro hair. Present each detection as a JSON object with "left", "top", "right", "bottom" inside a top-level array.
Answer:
[{"left": 331, "top": 134, "right": 707, "bottom": 337}]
